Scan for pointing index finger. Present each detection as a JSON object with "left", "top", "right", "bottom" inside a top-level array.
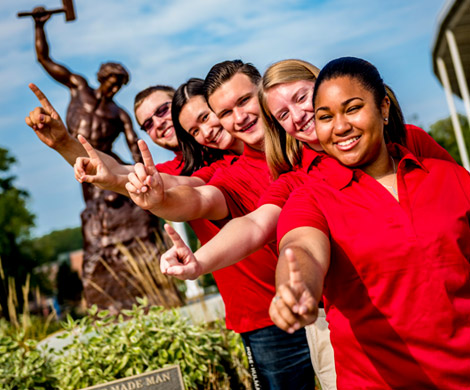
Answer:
[
  {"left": 78, "top": 135, "right": 100, "bottom": 160},
  {"left": 28, "top": 83, "right": 56, "bottom": 114},
  {"left": 164, "top": 223, "right": 188, "bottom": 250},
  {"left": 138, "top": 140, "right": 156, "bottom": 174}
]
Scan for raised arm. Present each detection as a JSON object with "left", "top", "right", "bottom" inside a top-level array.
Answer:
[
  {"left": 270, "top": 227, "right": 330, "bottom": 333},
  {"left": 136, "top": 140, "right": 205, "bottom": 188},
  {"left": 26, "top": 84, "right": 130, "bottom": 171},
  {"left": 76, "top": 137, "right": 206, "bottom": 197},
  {"left": 32, "top": 8, "right": 86, "bottom": 89},
  {"left": 26, "top": 83, "right": 84, "bottom": 165},
  {"left": 161, "top": 204, "right": 281, "bottom": 279},
  {"left": 74, "top": 135, "right": 131, "bottom": 195}
]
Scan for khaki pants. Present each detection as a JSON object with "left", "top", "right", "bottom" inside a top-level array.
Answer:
[{"left": 305, "top": 309, "right": 337, "bottom": 390}]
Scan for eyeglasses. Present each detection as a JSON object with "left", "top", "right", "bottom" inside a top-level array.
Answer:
[{"left": 140, "top": 101, "right": 171, "bottom": 132}]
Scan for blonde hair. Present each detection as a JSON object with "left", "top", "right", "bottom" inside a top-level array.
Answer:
[{"left": 259, "top": 59, "right": 320, "bottom": 179}]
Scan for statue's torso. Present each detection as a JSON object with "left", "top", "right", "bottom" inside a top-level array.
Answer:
[{"left": 66, "top": 87, "right": 126, "bottom": 154}]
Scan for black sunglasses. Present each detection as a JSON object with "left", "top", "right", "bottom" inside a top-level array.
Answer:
[{"left": 140, "top": 101, "right": 171, "bottom": 132}]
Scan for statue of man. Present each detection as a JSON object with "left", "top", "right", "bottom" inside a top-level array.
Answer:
[
  {"left": 30, "top": 8, "right": 181, "bottom": 313},
  {"left": 32, "top": 7, "right": 141, "bottom": 166}
]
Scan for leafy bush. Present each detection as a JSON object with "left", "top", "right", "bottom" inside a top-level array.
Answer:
[
  {"left": 0, "top": 298, "right": 251, "bottom": 390},
  {"left": 0, "top": 332, "right": 58, "bottom": 389}
]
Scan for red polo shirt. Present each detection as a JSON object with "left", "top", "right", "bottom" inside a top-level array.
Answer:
[
  {"left": 258, "top": 124, "right": 454, "bottom": 209},
  {"left": 191, "top": 153, "right": 238, "bottom": 183},
  {"left": 154, "top": 152, "right": 237, "bottom": 246},
  {"left": 155, "top": 151, "right": 184, "bottom": 175},
  {"left": 187, "top": 154, "right": 239, "bottom": 245},
  {"left": 404, "top": 124, "right": 455, "bottom": 163},
  {"left": 207, "top": 145, "right": 277, "bottom": 333},
  {"left": 278, "top": 144, "right": 470, "bottom": 389}
]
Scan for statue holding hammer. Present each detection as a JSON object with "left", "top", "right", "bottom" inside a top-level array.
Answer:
[
  {"left": 30, "top": 6, "right": 142, "bottom": 165},
  {"left": 21, "top": 3, "right": 182, "bottom": 313}
]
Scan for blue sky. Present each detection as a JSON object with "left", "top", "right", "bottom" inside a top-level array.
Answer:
[{"left": 0, "top": 0, "right": 457, "bottom": 237}]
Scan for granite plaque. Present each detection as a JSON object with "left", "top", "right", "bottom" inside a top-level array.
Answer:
[{"left": 81, "top": 365, "right": 185, "bottom": 390}]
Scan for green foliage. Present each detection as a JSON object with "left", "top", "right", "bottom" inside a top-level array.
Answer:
[
  {"left": 0, "top": 299, "right": 251, "bottom": 390},
  {"left": 184, "top": 223, "right": 200, "bottom": 252},
  {"left": 0, "top": 333, "right": 58, "bottom": 390},
  {"left": 0, "top": 148, "right": 35, "bottom": 254},
  {"left": 429, "top": 114, "right": 470, "bottom": 165},
  {"left": 0, "top": 147, "right": 37, "bottom": 320},
  {"left": 30, "top": 227, "right": 83, "bottom": 265}
]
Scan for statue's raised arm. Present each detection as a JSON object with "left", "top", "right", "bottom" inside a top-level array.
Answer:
[{"left": 32, "top": 6, "right": 87, "bottom": 90}]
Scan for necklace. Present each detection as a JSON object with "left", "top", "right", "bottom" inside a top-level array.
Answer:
[{"left": 381, "top": 157, "right": 397, "bottom": 196}]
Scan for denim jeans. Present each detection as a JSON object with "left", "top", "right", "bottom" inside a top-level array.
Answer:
[{"left": 241, "top": 325, "right": 316, "bottom": 390}]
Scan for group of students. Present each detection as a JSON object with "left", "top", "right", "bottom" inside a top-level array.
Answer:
[{"left": 26, "top": 56, "right": 470, "bottom": 390}]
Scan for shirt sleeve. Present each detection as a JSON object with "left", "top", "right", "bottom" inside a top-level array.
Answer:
[
  {"left": 191, "top": 155, "right": 238, "bottom": 183},
  {"left": 404, "top": 124, "right": 455, "bottom": 163},
  {"left": 191, "top": 163, "right": 219, "bottom": 183},
  {"left": 277, "top": 184, "right": 330, "bottom": 244},
  {"left": 258, "top": 171, "right": 305, "bottom": 208},
  {"left": 155, "top": 156, "right": 184, "bottom": 175}
]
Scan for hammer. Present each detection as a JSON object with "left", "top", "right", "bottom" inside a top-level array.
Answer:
[{"left": 18, "top": 0, "right": 76, "bottom": 22}]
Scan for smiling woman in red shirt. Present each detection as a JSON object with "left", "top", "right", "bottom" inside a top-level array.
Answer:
[{"left": 272, "top": 56, "right": 470, "bottom": 389}]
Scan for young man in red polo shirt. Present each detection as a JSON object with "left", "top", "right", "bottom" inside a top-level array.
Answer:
[{"left": 126, "top": 60, "right": 315, "bottom": 390}]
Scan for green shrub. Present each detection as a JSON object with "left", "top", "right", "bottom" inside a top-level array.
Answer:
[
  {"left": 0, "top": 332, "right": 58, "bottom": 389},
  {"left": 0, "top": 298, "right": 251, "bottom": 390}
]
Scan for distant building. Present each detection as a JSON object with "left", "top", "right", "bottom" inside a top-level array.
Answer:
[{"left": 432, "top": 0, "right": 470, "bottom": 169}]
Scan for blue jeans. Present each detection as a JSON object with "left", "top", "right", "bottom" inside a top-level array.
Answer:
[{"left": 241, "top": 325, "right": 316, "bottom": 390}]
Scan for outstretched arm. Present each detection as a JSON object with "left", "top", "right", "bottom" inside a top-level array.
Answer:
[
  {"left": 74, "top": 135, "right": 131, "bottom": 195},
  {"left": 26, "top": 83, "right": 84, "bottom": 165},
  {"left": 270, "top": 227, "right": 330, "bottom": 333},
  {"left": 161, "top": 204, "right": 281, "bottom": 279},
  {"left": 126, "top": 147, "right": 228, "bottom": 221},
  {"left": 136, "top": 140, "right": 205, "bottom": 188},
  {"left": 26, "top": 84, "right": 134, "bottom": 172}
]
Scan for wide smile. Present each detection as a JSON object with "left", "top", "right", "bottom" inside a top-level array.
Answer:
[
  {"left": 237, "top": 118, "right": 257, "bottom": 133},
  {"left": 334, "top": 135, "right": 361, "bottom": 151},
  {"left": 161, "top": 126, "right": 174, "bottom": 139},
  {"left": 209, "top": 127, "right": 223, "bottom": 144},
  {"left": 298, "top": 117, "right": 314, "bottom": 133}
]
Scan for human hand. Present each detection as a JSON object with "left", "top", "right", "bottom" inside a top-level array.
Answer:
[
  {"left": 160, "top": 224, "right": 203, "bottom": 280},
  {"left": 25, "top": 83, "right": 71, "bottom": 149},
  {"left": 125, "top": 140, "right": 164, "bottom": 210},
  {"left": 269, "top": 248, "right": 318, "bottom": 333},
  {"left": 74, "top": 135, "right": 118, "bottom": 190}
]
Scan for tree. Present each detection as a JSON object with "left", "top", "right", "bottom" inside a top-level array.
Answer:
[
  {"left": 0, "top": 147, "right": 36, "bottom": 320},
  {"left": 31, "top": 227, "right": 83, "bottom": 264},
  {"left": 428, "top": 114, "right": 470, "bottom": 165}
]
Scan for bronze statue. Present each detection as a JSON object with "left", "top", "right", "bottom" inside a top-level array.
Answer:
[
  {"left": 24, "top": 5, "right": 182, "bottom": 312},
  {"left": 32, "top": 7, "right": 141, "bottom": 165}
]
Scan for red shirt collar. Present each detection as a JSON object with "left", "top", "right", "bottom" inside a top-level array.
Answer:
[
  {"left": 243, "top": 144, "right": 266, "bottom": 160},
  {"left": 308, "top": 143, "right": 428, "bottom": 191}
]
